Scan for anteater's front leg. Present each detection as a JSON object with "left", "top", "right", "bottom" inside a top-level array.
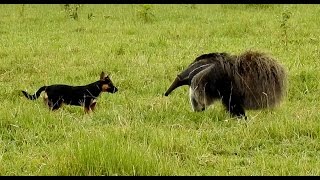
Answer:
[{"left": 222, "top": 95, "right": 247, "bottom": 119}]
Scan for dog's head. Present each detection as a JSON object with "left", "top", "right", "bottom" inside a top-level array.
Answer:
[{"left": 100, "top": 71, "right": 118, "bottom": 93}]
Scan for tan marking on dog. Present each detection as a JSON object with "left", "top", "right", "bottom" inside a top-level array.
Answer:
[
  {"left": 90, "top": 99, "right": 97, "bottom": 111},
  {"left": 84, "top": 106, "right": 91, "bottom": 113},
  {"left": 43, "top": 92, "right": 49, "bottom": 107},
  {"left": 102, "top": 84, "right": 110, "bottom": 92}
]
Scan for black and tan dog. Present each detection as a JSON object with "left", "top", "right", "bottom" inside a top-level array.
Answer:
[{"left": 21, "top": 71, "right": 118, "bottom": 113}]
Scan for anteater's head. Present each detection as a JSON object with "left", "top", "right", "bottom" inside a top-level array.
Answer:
[
  {"left": 164, "top": 58, "right": 217, "bottom": 96},
  {"left": 164, "top": 53, "right": 230, "bottom": 96},
  {"left": 100, "top": 71, "right": 118, "bottom": 93}
]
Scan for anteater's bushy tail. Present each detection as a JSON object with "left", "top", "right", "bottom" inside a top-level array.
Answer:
[
  {"left": 233, "top": 50, "right": 287, "bottom": 109},
  {"left": 22, "top": 86, "right": 47, "bottom": 100}
]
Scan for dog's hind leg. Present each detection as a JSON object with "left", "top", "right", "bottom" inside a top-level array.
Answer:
[
  {"left": 50, "top": 98, "right": 63, "bottom": 111},
  {"left": 43, "top": 92, "right": 49, "bottom": 107}
]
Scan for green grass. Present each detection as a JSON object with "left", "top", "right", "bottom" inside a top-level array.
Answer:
[{"left": 0, "top": 4, "right": 320, "bottom": 175}]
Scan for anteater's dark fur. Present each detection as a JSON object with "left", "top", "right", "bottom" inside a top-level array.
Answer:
[{"left": 164, "top": 50, "right": 287, "bottom": 119}]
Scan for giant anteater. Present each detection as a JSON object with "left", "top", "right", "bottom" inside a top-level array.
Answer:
[{"left": 164, "top": 50, "right": 287, "bottom": 119}]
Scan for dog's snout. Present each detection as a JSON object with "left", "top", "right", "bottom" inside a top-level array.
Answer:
[{"left": 113, "top": 87, "right": 118, "bottom": 93}]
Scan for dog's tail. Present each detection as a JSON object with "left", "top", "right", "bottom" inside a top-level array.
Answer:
[{"left": 22, "top": 86, "right": 47, "bottom": 100}]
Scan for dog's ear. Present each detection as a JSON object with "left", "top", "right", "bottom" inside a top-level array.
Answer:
[{"left": 100, "top": 71, "right": 106, "bottom": 80}]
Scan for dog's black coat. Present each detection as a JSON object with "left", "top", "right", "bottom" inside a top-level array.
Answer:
[{"left": 22, "top": 71, "right": 118, "bottom": 113}]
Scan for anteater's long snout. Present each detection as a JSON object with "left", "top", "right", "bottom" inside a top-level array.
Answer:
[
  {"left": 164, "top": 60, "right": 214, "bottom": 96},
  {"left": 164, "top": 76, "right": 187, "bottom": 96}
]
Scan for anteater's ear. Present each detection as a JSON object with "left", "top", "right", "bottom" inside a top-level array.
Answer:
[{"left": 100, "top": 71, "right": 105, "bottom": 80}]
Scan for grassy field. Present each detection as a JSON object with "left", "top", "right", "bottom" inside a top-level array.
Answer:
[{"left": 0, "top": 4, "right": 319, "bottom": 175}]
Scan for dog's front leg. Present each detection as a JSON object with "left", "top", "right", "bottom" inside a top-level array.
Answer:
[
  {"left": 84, "top": 99, "right": 93, "bottom": 114},
  {"left": 84, "top": 106, "right": 92, "bottom": 113},
  {"left": 90, "top": 100, "right": 97, "bottom": 112}
]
